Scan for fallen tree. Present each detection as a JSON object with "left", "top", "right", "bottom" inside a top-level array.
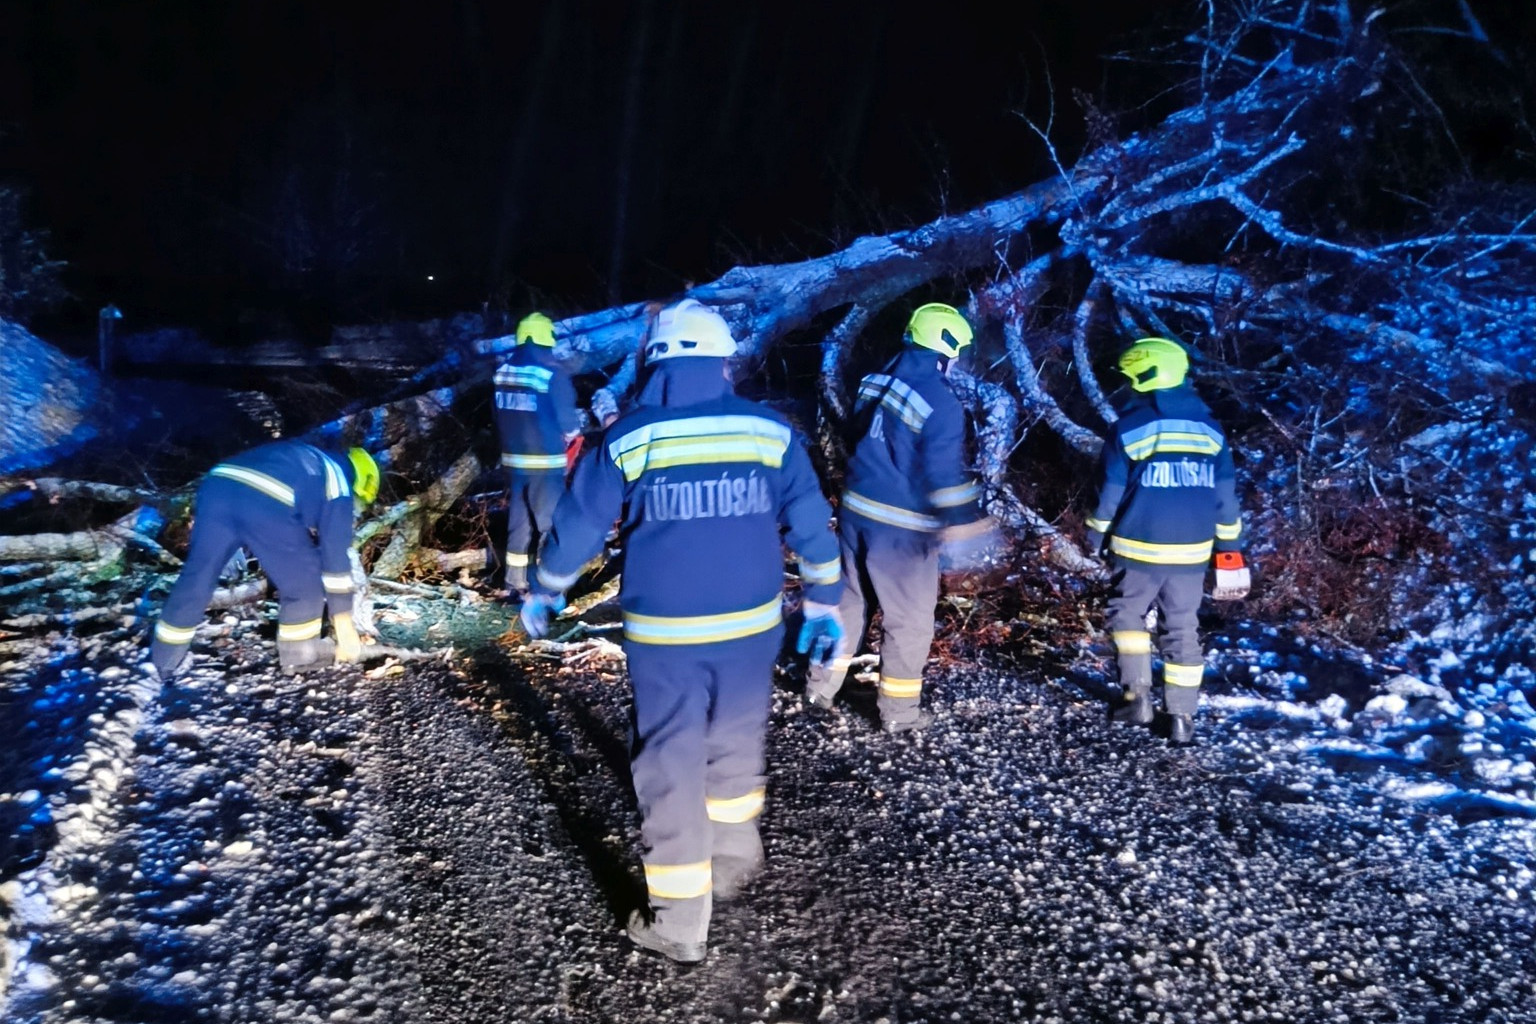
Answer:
[{"left": 2, "top": 0, "right": 1532, "bottom": 660}]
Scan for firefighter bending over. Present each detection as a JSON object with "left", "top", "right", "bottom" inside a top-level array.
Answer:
[{"left": 149, "top": 441, "right": 381, "bottom": 678}]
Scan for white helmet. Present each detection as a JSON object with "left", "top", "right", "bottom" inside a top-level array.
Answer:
[{"left": 644, "top": 299, "right": 738, "bottom": 362}]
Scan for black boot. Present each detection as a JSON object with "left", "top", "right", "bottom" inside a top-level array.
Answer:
[
  {"left": 881, "top": 709, "right": 935, "bottom": 734},
  {"left": 1112, "top": 646, "right": 1154, "bottom": 726},
  {"left": 1111, "top": 690, "right": 1154, "bottom": 725},
  {"left": 1168, "top": 713, "right": 1195, "bottom": 746}
]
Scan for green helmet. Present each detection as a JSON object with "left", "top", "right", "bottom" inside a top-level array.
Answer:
[
  {"left": 347, "top": 447, "right": 380, "bottom": 505},
  {"left": 644, "top": 299, "right": 738, "bottom": 362},
  {"left": 515, "top": 311, "right": 557, "bottom": 348},
  {"left": 1117, "top": 337, "right": 1189, "bottom": 392},
  {"left": 905, "top": 302, "right": 973, "bottom": 360}
]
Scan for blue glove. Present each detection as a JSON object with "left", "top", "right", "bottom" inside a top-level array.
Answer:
[
  {"left": 796, "top": 602, "right": 844, "bottom": 667},
  {"left": 519, "top": 593, "right": 567, "bottom": 639}
]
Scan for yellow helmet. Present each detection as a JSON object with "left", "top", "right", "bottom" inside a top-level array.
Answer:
[
  {"left": 515, "top": 311, "right": 557, "bottom": 348},
  {"left": 905, "top": 302, "right": 973, "bottom": 360},
  {"left": 644, "top": 299, "right": 738, "bottom": 362},
  {"left": 1117, "top": 337, "right": 1189, "bottom": 392},
  {"left": 347, "top": 448, "right": 380, "bottom": 505}
]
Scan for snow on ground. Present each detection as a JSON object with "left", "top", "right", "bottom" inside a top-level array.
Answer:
[{"left": 1, "top": 592, "right": 1534, "bottom": 1023}]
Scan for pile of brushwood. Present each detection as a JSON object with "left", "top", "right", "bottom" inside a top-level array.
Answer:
[{"left": 2, "top": 0, "right": 1533, "bottom": 680}]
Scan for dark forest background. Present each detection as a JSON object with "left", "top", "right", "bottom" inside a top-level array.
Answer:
[{"left": 4, "top": 1, "right": 1197, "bottom": 340}]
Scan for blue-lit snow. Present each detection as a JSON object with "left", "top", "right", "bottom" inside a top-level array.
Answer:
[{"left": 1, "top": 600, "right": 1533, "bottom": 1022}]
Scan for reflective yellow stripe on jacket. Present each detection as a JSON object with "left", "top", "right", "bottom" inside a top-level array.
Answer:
[
  {"left": 501, "top": 453, "right": 567, "bottom": 470},
  {"left": 1108, "top": 536, "right": 1213, "bottom": 565},
  {"left": 494, "top": 365, "right": 554, "bottom": 392},
  {"left": 857, "top": 374, "right": 933, "bottom": 431},
  {"left": 607, "top": 414, "right": 792, "bottom": 482},
  {"left": 841, "top": 489, "right": 940, "bottom": 532},
  {"left": 1120, "top": 418, "right": 1224, "bottom": 460},
  {"left": 208, "top": 465, "right": 295, "bottom": 506},
  {"left": 622, "top": 596, "right": 783, "bottom": 646},
  {"left": 797, "top": 555, "right": 840, "bottom": 586}
]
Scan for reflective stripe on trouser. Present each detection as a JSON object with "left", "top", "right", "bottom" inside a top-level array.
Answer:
[
  {"left": 805, "top": 516, "right": 939, "bottom": 725},
  {"left": 708, "top": 788, "right": 765, "bottom": 897},
  {"left": 1162, "top": 662, "right": 1206, "bottom": 716},
  {"left": 624, "top": 627, "right": 780, "bottom": 947},
  {"left": 151, "top": 479, "right": 328, "bottom": 675},
  {"left": 1107, "top": 560, "right": 1205, "bottom": 711},
  {"left": 1111, "top": 627, "right": 1153, "bottom": 703},
  {"left": 506, "top": 470, "right": 565, "bottom": 592}
]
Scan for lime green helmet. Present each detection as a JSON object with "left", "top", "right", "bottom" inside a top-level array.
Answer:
[
  {"left": 515, "top": 311, "right": 557, "bottom": 348},
  {"left": 905, "top": 302, "right": 973, "bottom": 360},
  {"left": 347, "top": 448, "right": 380, "bottom": 505},
  {"left": 1117, "top": 337, "right": 1189, "bottom": 392}
]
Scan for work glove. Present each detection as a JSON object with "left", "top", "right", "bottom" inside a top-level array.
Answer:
[
  {"left": 332, "top": 612, "right": 363, "bottom": 664},
  {"left": 1211, "top": 551, "right": 1251, "bottom": 601},
  {"left": 519, "top": 592, "right": 567, "bottom": 639},
  {"left": 796, "top": 601, "right": 844, "bottom": 667},
  {"left": 938, "top": 516, "right": 1005, "bottom": 573}
]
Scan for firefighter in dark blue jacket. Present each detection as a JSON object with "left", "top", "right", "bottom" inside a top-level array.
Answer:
[
  {"left": 804, "top": 302, "right": 993, "bottom": 733},
  {"left": 150, "top": 442, "right": 381, "bottom": 678},
  {"left": 519, "top": 298, "right": 844, "bottom": 964},
  {"left": 493, "top": 311, "right": 581, "bottom": 600},
  {"left": 1085, "top": 337, "right": 1250, "bottom": 745}
]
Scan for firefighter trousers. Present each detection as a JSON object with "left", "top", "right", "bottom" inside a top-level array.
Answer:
[
  {"left": 151, "top": 479, "right": 328, "bottom": 677},
  {"left": 623, "top": 627, "right": 780, "bottom": 948},
  {"left": 1106, "top": 560, "right": 1207, "bottom": 716},
  {"left": 506, "top": 470, "right": 565, "bottom": 593},
  {"left": 805, "top": 516, "right": 939, "bottom": 726}
]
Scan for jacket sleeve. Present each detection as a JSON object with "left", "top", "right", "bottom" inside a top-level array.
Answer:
[
  {"left": 1086, "top": 427, "right": 1129, "bottom": 547},
  {"left": 532, "top": 435, "right": 622, "bottom": 596},
  {"left": 1212, "top": 442, "right": 1245, "bottom": 553},
  {"left": 551, "top": 368, "right": 582, "bottom": 439},
  {"left": 317, "top": 496, "right": 357, "bottom": 615},
  {"left": 777, "top": 433, "right": 842, "bottom": 606},
  {"left": 921, "top": 397, "right": 984, "bottom": 527}
]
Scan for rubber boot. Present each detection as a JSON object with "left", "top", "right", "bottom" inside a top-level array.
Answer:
[
  {"left": 881, "top": 709, "right": 934, "bottom": 734},
  {"left": 150, "top": 642, "right": 189, "bottom": 682},
  {"left": 804, "top": 659, "right": 849, "bottom": 712},
  {"left": 626, "top": 894, "right": 709, "bottom": 964},
  {"left": 1168, "top": 714, "right": 1196, "bottom": 746},
  {"left": 278, "top": 638, "right": 336, "bottom": 675},
  {"left": 711, "top": 821, "right": 764, "bottom": 902},
  {"left": 1111, "top": 651, "right": 1154, "bottom": 725},
  {"left": 504, "top": 562, "right": 530, "bottom": 604}
]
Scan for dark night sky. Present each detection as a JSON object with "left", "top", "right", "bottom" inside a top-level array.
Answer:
[{"left": 1, "top": 1, "right": 1173, "bottom": 339}]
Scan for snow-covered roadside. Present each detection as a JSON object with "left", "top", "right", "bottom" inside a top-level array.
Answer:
[
  {"left": 1, "top": 640, "right": 159, "bottom": 1010},
  {"left": 0, "top": 627, "right": 427, "bottom": 1023},
  {"left": 0, "top": 601, "right": 1533, "bottom": 1024},
  {"left": 1202, "top": 621, "right": 1536, "bottom": 821}
]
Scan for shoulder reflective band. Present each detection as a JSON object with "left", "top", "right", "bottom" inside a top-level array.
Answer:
[
  {"left": 607, "top": 415, "right": 792, "bottom": 483},
  {"left": 1121, "top": 418, "right": 1224, "bottom": 460}
]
